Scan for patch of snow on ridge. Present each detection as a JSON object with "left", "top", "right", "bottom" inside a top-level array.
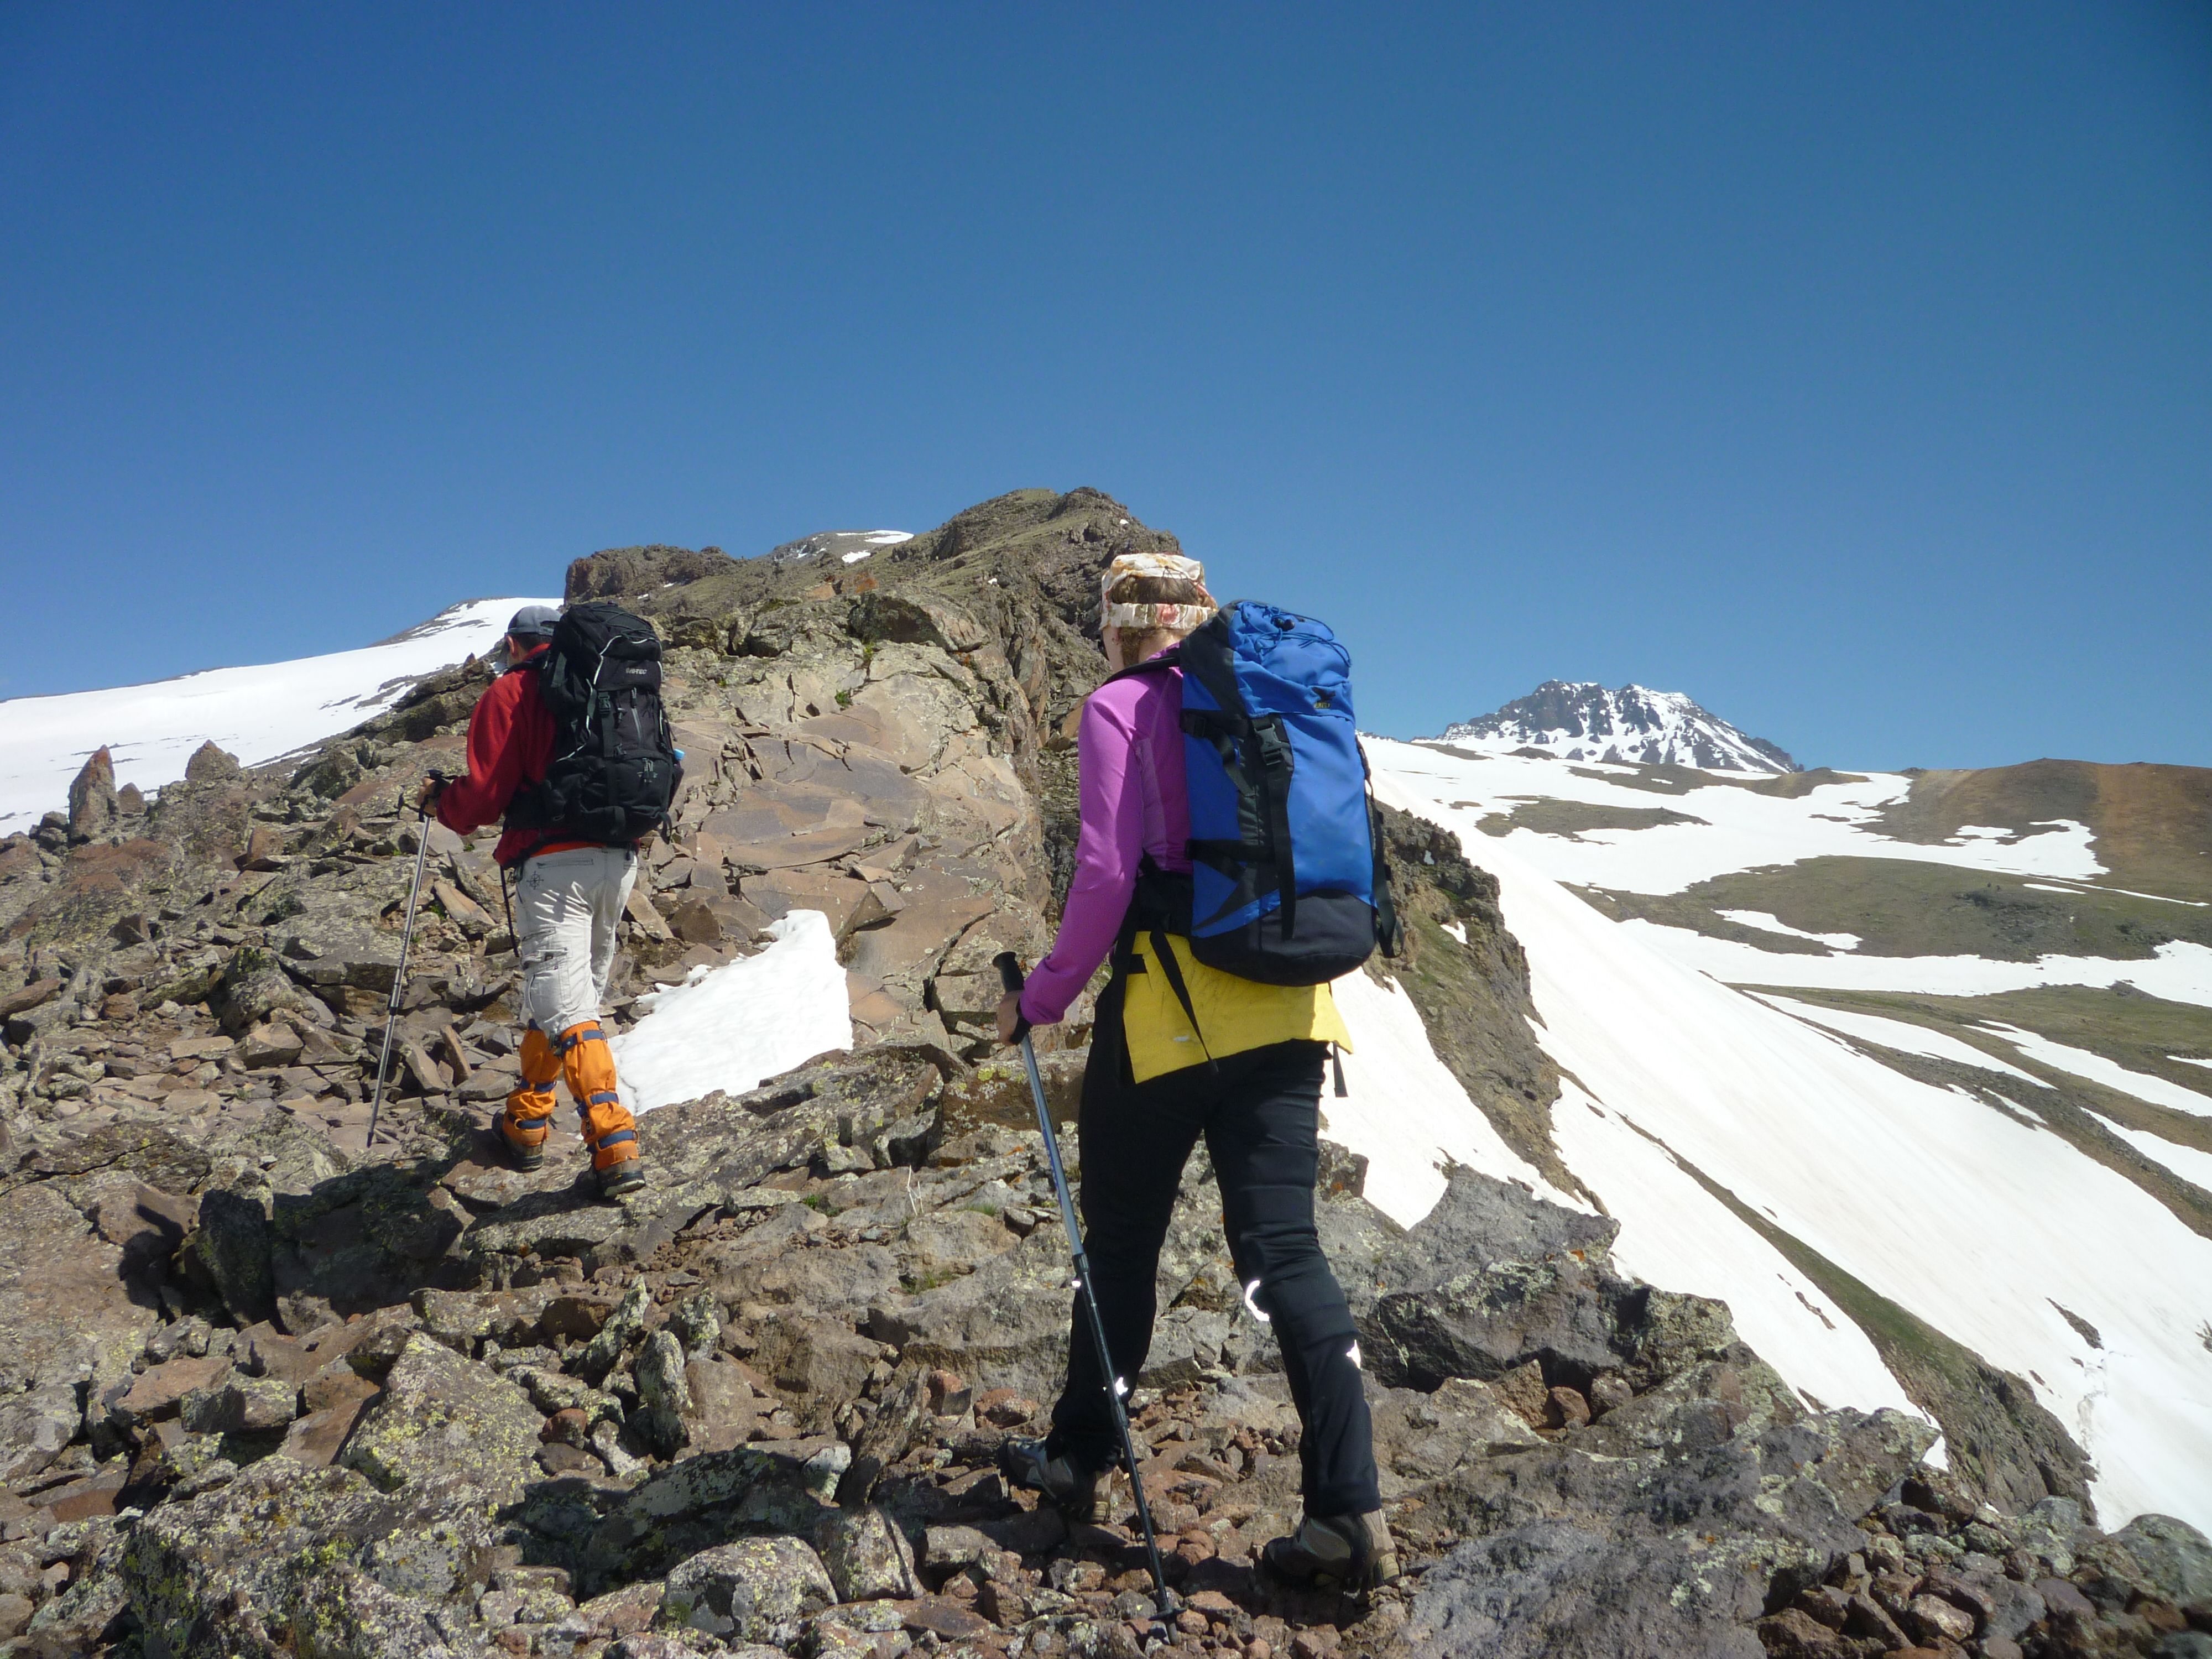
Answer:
[
  {"left": 2091, "top": 1119, "right": 2212, "bottom": 1195},
  {"left": 2175, "top": 1056, "right": 2212, "bottom": 1071},
  {"left": 1324, "top": 967, "right": 1574, "bottom": 1224},
  {"left": 1976, "top": 1024, "right": 2212, "bottom": 1119},
  {"left": 0, "top": 596, "right": 555, "bottom": 833},
  {"left": 1614, "top": 925, "right": 2212, "bottom": 1011},
  {"left": 1755, "top": 996, "right": 2048, "bottom": 1086},
  {"left": 1368, "top": 738, "right": 2212, "bottom": 1533},
  {"left": 613, "top": 910, "right": 852, "bottom": 1113},
  {"left": 1717, "top": 911, "right": 1861, "bottom": 951}
]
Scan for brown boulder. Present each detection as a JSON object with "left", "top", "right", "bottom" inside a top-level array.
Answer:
[
  {"left": 67, "top": 747, "right": 118, "bottom": 843},
  {"left": 184, "top": 740, "right": 242, "bottom": 782}
]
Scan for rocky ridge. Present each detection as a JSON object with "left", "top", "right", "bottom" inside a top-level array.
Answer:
[{"left": 0, "top": 488, "right": 2204, "bottom": 1658}]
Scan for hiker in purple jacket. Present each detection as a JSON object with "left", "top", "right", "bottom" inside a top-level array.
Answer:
[{"left": 995, "top": 552, "right": 1396, "bottom": 1597}]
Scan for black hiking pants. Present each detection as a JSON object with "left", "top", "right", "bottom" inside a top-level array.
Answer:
[{"left": 1047, "top": 1036, "right": 1382, "bottom": 1519}]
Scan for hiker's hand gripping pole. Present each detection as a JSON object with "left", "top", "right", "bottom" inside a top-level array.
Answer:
[
  {"left": 367, "top": 774, "right": 444, "bottom": 1151},
  {"left": 994, "top": 953, "right": 1176, "bottom": 1628}
]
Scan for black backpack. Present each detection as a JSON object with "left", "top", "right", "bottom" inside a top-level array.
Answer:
[{"left": 505, "top": 602, "right": 682, "bottom": 844}]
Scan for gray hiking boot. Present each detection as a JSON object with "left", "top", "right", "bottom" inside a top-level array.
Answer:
[
  {"left": 1260, "top": 1510, "right": 1401, "bottom": 1595},
  {"left": 596, "top": 1156, "right": 646, "bottom": 1199},
  {"left": 1000, "top": 1439, "right": 1113, "bottom": 1524}
]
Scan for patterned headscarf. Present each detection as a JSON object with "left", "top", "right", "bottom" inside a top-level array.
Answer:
[{"left": 1101, "top": 552, "right": 1217, "bottom": 634}]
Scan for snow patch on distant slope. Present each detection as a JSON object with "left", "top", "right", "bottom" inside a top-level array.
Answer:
[
  {"left": 1623, "top": 925, "right": 2212, "bottom": 1011},
  {"left": 768, "top": 529, "right": 914, "bottom": 566},
  {"left": 1383, "top": 748, "right": 2103, "bottom": 897},
  {"left": 1755, "top": 995, "right": 2049, "bottom": 1086},
  {"left": 614, "top": 911, "right": 852, "bottom": 1113},
  {"left": 1435, "top": 680, "right": 1798, "bottom": 774},
  {"left": 1547, "top": 1076, "right": 1927, "bottom": 1425},
  {"left": 0, "top": 597, "right": 555, "bottom": 833},
  {"left": 1978, "top": 1024, "right": 2212, "bottom": 1119},
  {"left": 1326, "top": 967, "right": 1574, "bottom": 1223},
  {"left": 1368, "top": 739, "right": 2212, "bottom": 1534},
  {"left": 1718, "top": 910, "right": 1861, "bottom": 951},
  {"left": 2091, "top": 1118, "right": 2212, "bottom": 1195}
]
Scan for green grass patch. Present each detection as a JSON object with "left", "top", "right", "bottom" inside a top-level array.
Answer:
[{"left": 1578, "top": 856, "right": 2212, "bottom": 963}]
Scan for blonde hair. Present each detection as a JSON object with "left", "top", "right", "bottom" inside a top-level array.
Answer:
[{"left": 1101, "top": 553, "right": 1216, "bottom": 667}]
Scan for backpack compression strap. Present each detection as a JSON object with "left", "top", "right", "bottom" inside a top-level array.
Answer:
[{"left": 1174, "top": 615, "right": 1300, "bottom": 941}]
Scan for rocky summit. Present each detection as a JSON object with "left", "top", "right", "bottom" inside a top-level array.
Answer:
[{"left": 1, "top": 488, "right": 2206, "bottom": 1659}]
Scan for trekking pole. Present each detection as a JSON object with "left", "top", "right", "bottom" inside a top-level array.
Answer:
[
  {"left": 367, "top": 775, "right": 443, "bottom": 1150},
  {"left": 995, "top": 952, "right": 1176, "bottom": 1629}
]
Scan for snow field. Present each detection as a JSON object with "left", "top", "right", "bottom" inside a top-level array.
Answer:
[
  {"left": 1323, "top": 966, "right": 1574, "bottom": 1223},
  {"left": 1716, "top": 910, "right": 1862, "bottom": 951},
  {"left": 1975, "top": 1023, "right": 2212, "bottom": 1119},
  {"left": 1754, "top": 995, "right": 2049, "bottom": 1086},
  {"left": 1398, "top": 744, "right": 2103, "bottom": 896},
  {"left": 0, "top": 597, "right": 557, "bottom": 833},
  {"left": 2089, "top": 1117, "right": 2212, "bottom": 1197},
  {"left": 1545, "top": 1076, "right": 1929, "bottom": 1430},
  {"left": 1620, "top": 924, "right": 2212, "bottom": 1010},
  {"left": 1367, "top": 742, "right": 2212, "bottom": 1533},
  {"left": 614, "top": 910, "right": 853, "bottom": 1114}
]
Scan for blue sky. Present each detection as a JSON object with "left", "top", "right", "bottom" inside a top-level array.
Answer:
[{"left": 3, "top": 4, "right": 2206, "bottom": 769}]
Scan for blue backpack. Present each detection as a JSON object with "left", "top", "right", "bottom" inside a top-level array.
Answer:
[{"left": 1121, "top": 601, "right": 1401, "bottom": 987}]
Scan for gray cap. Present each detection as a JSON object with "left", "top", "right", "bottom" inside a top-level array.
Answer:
[{"left": 507, "top": 604, "right": 560, "bottom": 641}]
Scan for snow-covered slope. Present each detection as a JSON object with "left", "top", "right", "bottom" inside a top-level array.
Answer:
[
  {"left": 0, "top": 597, "right": 555, "bottom": 833},
  {"left": 1436, "top": 680, "right": 1800, "bottom": 773},
  {"left": 1326, "top": 739, "right": 2212, "bottom": 1533}
]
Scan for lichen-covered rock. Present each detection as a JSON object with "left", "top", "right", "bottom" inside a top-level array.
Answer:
[
  {"left": 338, "top": 1333, "right": 541, "bottom": 1505},
  {"left": 189, "top": 1185, "right": 278, "bottom": 1328},
  {"left": 633, "top": 1329, "right": 692, "bottom": 1457},
  {"left": 655, "top": 1536, "right": 834, "bottom": 1647},
  {"left": 2078, "top": 1512, "right": 2212, "bottom": 1610},
  {"left": 290, "top": 1563, "right": 481, "bottom": 1658},
  {"left": 576, "top": 1281, "right": 652, "bottom": 1384},
  {"left": 0, "top": 1181, "right": 155, "bottom": 1483},
  {"left": 1359, "top": 1170, "right": 1736, "bottom": 1392},
  {"left": 1389, "top": 1401, "right": 1936, "bottom": 1659},
  {"left": 122, "top": 1456, "right": 499, "bottom": 1655},
  {"left": 580, "top": 1441, "right": 845, "bottom": 1593},
  {"left": 815, "top": 1505, "right": 922, "bottom": 1601}
]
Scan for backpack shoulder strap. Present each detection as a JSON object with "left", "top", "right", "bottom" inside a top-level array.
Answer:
[{"left": 1098, "top": 640, "right": 1183, "bottom": 689}]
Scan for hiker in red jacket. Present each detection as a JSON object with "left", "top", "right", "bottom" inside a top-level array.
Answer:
[{"left": 424, "top": 604, "right": 645, "bottom": 1198}]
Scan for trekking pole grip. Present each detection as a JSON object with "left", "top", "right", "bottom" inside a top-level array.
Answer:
[{"left": 993, "top": 952, "right": 1025, "bottom": 995}]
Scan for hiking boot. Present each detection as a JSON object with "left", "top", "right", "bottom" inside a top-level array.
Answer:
[
  {"left": 1260, "top": 1510, "right": 1401, "bottom": 1596},
  {"left": 499, "top": 1113, "right": 549, "bottom": 1171},
  {"left": 1000, "top": 1439, "right": 1112, "bottom": 1524},
  {"left": 596, "top": 1155, "right": 646, "bottom": 1199}
]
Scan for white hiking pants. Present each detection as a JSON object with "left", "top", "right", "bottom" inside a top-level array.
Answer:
[{"left": 514, "top": 845, "right": 638, "bottom": 1036}]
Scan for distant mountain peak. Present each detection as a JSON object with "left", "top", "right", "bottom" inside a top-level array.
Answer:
[{"left": 1432, "top": 679, "right": 1801, "bottom": 774}]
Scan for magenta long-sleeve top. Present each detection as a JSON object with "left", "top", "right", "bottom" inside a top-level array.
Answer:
[{"left": 1018, "top": 663, "right": 1192, "bottom": 1027}]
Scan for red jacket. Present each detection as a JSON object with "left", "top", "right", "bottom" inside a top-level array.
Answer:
[{"left": 435, "top": 645, "right": 581, "bottom": 867}]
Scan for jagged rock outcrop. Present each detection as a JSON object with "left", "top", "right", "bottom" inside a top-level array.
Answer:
[
  {"left": 568, "top": 544, "right": 745, "bottom": 603},
  {"left": 66, "top": 748, "right": 118, "bottom": 845}
]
